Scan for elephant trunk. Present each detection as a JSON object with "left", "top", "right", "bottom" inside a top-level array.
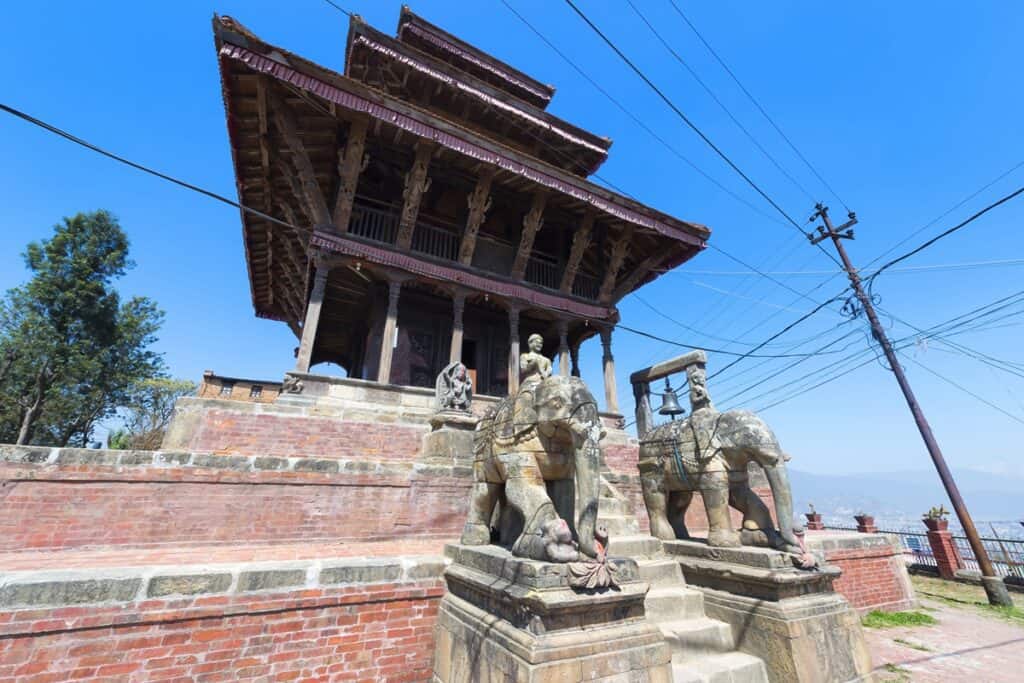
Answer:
[
  {"left": 764, "top": 459, "right": 802, "bottom": 549},
  {"left": 572, "top": 413, "right": 603, "bottom": 559}
]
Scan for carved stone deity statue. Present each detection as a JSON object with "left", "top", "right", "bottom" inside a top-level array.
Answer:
[
  {"left": 436, "top": 361, "right": 473, "bottom": 412},
  {"left": 519, "top": 333, "right": 552, "bottom": 386}
]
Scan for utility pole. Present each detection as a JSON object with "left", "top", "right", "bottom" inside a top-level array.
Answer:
[{"left": 809, "top": 203, "right": 1012, "bottom": 607}]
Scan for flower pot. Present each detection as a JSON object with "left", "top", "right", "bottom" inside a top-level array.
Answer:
[
  {"left": 923, "top": 518, "right": 948, "bottom": 532},
  {"left": 804, "top": 513, "right": 824, "bottom": 530}
]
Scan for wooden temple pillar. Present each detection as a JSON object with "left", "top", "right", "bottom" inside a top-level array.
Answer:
[
  {"left": 449, "top": 291, "right": 467, "bottom": 365},
  {"left": 599, "top": 325, "right": 619, "bottom": 414},
  {"left": 507, "top": 306, "right": 521, "bottom": 396},
  {"left": 376, "top": 278, "right": 404, "bottom": 384},
  {"left": 294, "top": 264, "right": 330, "bottom": 373},
  {"left": 570, "top": 342, "right": 581, "bottom": 378},
  {"left": 556, "top": 320, "right": 570, "bottom": 377}
]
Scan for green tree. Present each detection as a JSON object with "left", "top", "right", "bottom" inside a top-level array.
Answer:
[
  {"left": 107, "top": 377, "right": 196, "bottom": 450},
  {"left": 0, "top": 210, "right": 166, "bottom": 446}
]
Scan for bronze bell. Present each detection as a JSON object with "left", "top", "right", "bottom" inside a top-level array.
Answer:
[{"left": 658, "top": 378, "right": 685, "bottom": 420}]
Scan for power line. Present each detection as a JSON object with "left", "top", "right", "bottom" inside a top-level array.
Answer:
[
  {"left": 0, "top": 103, "right": 308, "bottom": 238},
  {"left": 666, "top": 0, "right": 850, "bottom": 213},
  {"left": 321, "top": 0, "right": 353, "bottom": 17},
  {"left": 666, "top": 257, "right": 1024, "bottom": 276},
  {"left": 561, "top": 0, "right": 814, "bottom": 240},
  {"left": 624, "top": 0, "right": 816, "bottom": 203},
  {"left": 863, "top": 159, "right": 1024, "bottom": 271},
  {"left": 904, "top": 354, "right": 1024, "bottom": 426},
  {"left": 495, "top": 0, "right": 788, "bottom": 229},
  {"left": 615, "top": 322, "right": 852, "bottom": 359},
  {"left": 867, "top": 184, "right": 1024, "bottom": 285}
]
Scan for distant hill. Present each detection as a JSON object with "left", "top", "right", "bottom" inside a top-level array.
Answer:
[{"left": 787, "top": 468, "right": 1023, "bottom": 527}]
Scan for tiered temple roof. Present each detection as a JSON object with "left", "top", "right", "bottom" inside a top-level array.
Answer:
[{"left": 214, "top": 8, "right": 710, "bottom": 396}]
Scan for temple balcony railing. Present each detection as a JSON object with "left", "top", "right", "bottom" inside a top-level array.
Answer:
[{"left": 347, "top": 195, "right": 601, "bottom": 302}]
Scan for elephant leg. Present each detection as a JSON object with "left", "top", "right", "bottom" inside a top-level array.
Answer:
[
  {"left": 641, "top": 471, "right": 676, "bottom": 541},
  {"left": 667, "top": 490, "right": 693, "bottom": 539},
  {"left": 703, "top": 472, "right": 741, "bottom": 548},
  {"left": 502, "top": 453, "right": 559, "bottom": 560},
  {"left": 461, "top": 481, "right": 500, "bottom": 545},
  {"left": 729, "top": 480, "right": 773, "bottom": 532}
]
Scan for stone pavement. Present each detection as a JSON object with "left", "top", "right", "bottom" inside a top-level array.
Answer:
[{"left": 866, "top": 580, "right": 1024, "bottom": 682}]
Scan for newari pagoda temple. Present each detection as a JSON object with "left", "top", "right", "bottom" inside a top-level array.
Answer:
[
  {"left": 0, "top": 8, "right": 916, "bottom": 682},
  {"left": 215, "top": 6, "right": 708, "bottom": 406}
]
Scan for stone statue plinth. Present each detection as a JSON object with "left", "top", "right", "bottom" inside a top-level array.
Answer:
[
  {"left": 662, "top": 540, "right": 872, "bottom": 683},
  {"left": 432, "top": 544, "right": 671, "bottom": 683},
  {"left": 419, "top": 410, "right": 478, "bottom": 467}
]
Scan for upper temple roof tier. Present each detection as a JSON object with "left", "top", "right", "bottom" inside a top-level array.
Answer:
[
  {"left": 345, "top": 10, "right": 611, "bottom": 177},
  {"left": 397, "top": 7, "right": 556, "bottom": 110}
]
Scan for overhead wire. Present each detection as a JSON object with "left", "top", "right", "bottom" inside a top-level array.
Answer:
[
  {"left": 666, "top": 0, "right": 851, "bottom": 213},
  {"left": 495, "top": 0, "right": 788, "bottom": 228},
  {"left": 624, "top": 0, "right": 816, "bottom": 203}
]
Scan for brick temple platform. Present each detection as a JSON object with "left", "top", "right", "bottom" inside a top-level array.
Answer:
[{"left": 0, "top": 380, "right": 916, "bottom": 681}]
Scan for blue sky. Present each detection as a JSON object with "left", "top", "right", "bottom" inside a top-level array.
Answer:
[{"left": 2, "top": 1, "right": 1022, "bottom": 479}]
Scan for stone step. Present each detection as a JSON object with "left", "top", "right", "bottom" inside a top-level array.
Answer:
[
  {"left": 598, "top": 496, "right": 633, "bottom": 517},
  {"left": 636, "top": 558, "right": 685, "bottom": 586},
  {"left": 644, "top": 586, "right": 704, "bottom": 622},
  {"left": 658, "top": 618, "right": 735, "bottom": 660},
  {"left": 671, "top": 652, "right": 768, "bottom": 683},
  {"left": 671, "top": 652, "right": 769, "bottom": 683},
  {"left": 608, "top": 534, "right": 663, "bottom": 558},
  {"left": 598, "top": 514, "right": 640, "bottom": 536}
]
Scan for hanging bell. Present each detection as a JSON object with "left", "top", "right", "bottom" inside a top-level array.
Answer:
[{"left": 658, "top": 378, "right": 685, "bottom": 420}]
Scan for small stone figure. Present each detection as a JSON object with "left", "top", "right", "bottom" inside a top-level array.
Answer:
[
  {"left": 282, "top": 375, "right": 303, "bottom": 394},
  {"left": 519, "top": 333, "right": 552, "bottom": 386},
  {"left": 568, "top": 524, "right": 619, "bottom": 589},
  {"left": 436, "top": 361, "right": 473, "bottom": 412},
  {"left": 541, "top": 518, "right": 580, "bottom": 563}
]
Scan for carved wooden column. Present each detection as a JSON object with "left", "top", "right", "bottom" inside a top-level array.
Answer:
[
  {"left": 507, "top": 307, "right": 521, "bottom": 396},
  {"left": 557, "top": 320, "right": 570, "bottom": 377},
  {"left": 377, "top": 279, "right": 403, "bottom": 384},
  {"left": 570, "top": 341, "right": 581, "bottom": 378},
  {"left": 449, "top": 291, "right": 467, "bottom": 365},
  {"left": 511, "top": 192, "right": 547, "bottom": 279},
  {"left": 560, "top": 212, "right": 594, "bottom": 294},
  {"left": 333, "top": 116, "right": 369, "bottom": 233},
  {"left": 600, "top": 326, "right": 619, "bottom": 414},
  {"left": 599, "top": 226, "right": 634, "bottom": 303},
  {"left": 459, "top": 169, "right": 494, "bottom": 265},
  {"left": 294, "top": 264, "right": 330, "bottom": 373},
  {"left": 396, "top": 141, "right": 434, "bottom": 250}
]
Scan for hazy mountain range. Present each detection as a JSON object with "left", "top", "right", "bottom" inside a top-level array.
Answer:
[{"left": 789, "top": 468, "right": 1023, "bottom": 535}]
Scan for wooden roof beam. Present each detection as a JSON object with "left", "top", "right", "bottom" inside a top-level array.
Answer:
[
  {"left": 333, "top": 116, "right": 369, "bottom": 234},
  {"left": 396, "top": 140, "right": 434, "bottom": 250},
  {"left": 268, "top": 86, "right": 333, "bottom": 228}
]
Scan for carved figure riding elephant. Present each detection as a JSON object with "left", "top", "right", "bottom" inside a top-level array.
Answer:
[
  {"left": 638, "top": 359, "right": 807, "bottom": 558},
  {"left": 460, "top": 374, "right": 605, "bottom": 562}
]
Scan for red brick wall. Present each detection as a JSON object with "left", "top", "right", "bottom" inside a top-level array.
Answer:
[
  {"left": 819, "top": 540, "right": 917, "bottom": 613},
  {"left": 0, "top": 581, "right": 442, "bottom": 683},
  {"left": 603, "top": 442, "right": 639, "bottom": 476},
  {"left": 0, "top": 458, "right": 470, "bottom": 552},
  {"left": 186, "top": 410, "right": 427, "bottom": 461}
]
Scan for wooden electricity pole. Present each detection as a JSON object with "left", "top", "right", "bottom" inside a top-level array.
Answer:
[{"left": 809, "top": 203, "right": 1013, "bottom": 607}]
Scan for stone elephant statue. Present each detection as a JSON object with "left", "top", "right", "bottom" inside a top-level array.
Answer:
[
  {"left": 639, "top": 407, "right": 804, "bottom": 554},
  {"left": 460, "top": 375, "right": 605, "bottom": 561}
]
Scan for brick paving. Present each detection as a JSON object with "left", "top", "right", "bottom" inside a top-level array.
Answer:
[{"left": 866, "top": 594, "right": 1024, "bottom": 681}]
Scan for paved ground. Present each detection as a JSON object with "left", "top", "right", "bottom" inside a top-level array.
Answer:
[{"left": 866, "top": 575, "right": 1024, "bottom": 682}]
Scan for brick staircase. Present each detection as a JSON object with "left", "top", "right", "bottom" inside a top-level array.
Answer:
[{"left": 600, "top": 484, "right": 769, "bottom": 683}]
